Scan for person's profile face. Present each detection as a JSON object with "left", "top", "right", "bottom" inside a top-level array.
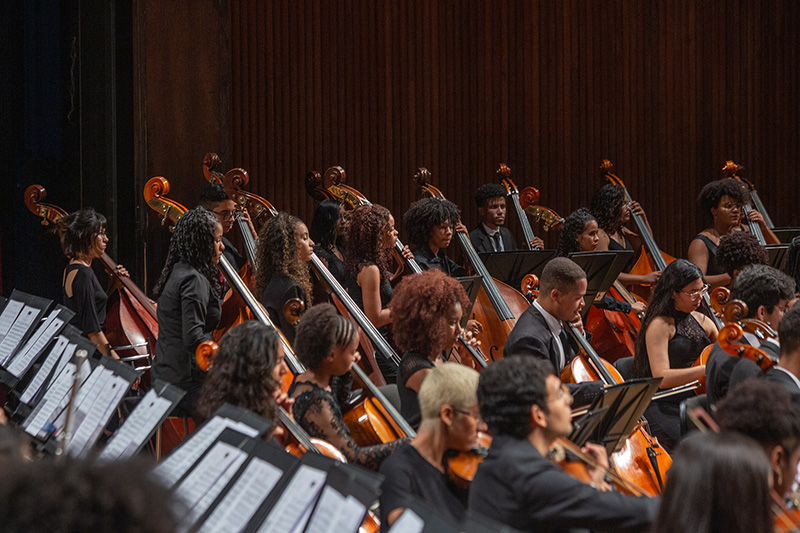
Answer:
[
  {"left": 577, "top": 220, "right": 600, "bottom": 252},
  {"left": 554, "top": 279, "right": 587, "bottom": 323},
  {"left": 212, "top": 223, "right": 225, "bottom": 264},
  {"left": 543, "top": 375, "right": 573, "bottom": 437},
  {"left": 212, "top": 199, "right": 237, "bottom": 233},
  {"left": 295, "top": 222, "right": 315, "bottom": 262}
]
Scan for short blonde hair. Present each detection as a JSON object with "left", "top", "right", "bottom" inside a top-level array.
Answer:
[{"left": 418, "top": 363, "right": 479, "bottom": 421}]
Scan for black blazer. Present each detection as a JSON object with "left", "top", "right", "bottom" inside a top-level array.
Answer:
[
  {"left": 469, "top": 225, "right": 517, "bottom": 254},
  {"left": 765, "top": 367, "right": 800, "bottom": 411},
  {"left": 505, "top": 305, "right": 602, "bottom": 407},
  {"left": 705, "top": 338, "right": 777, "bottom": 407}
]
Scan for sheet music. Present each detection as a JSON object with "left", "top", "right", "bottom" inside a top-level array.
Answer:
[
  {"left": 152, "top": 417, "right": 260, "bottom": 487},
  {"left": 19, "top": 335, "right": 69, "bottom": 404},
  {"left": 52, "top": 366, "right": 111, "bottom": 436},
  {"left": 256, "top": 464, "right": 327, "bottom": 533},
  {"left": 174, "top": 442, "right": 249, "bottom": 531},
  {"left": 0, "top": 300, "right": 24, "bottom": 342},
  {"left": 304, "top": 488, "right": 366, "bottom": 533},
  {"left": 197, "top": 457, "right": 284, "bottom": 533},
  {"left": 69, "top": 373, "right": 130, "bottom": 457},
  {"left": 387, "top": 509, "right": 425, "bottom": 533},
  {"left": 98, "top": 391, "right": 173, "bottom": 461},
  {"left": 0, "top": 305, "right": 40, "bottom": 365},
  {"left": 7, "top": 314, "right": 64, "bottom": 377},
  {"left": 23, "top": 361, "right": 90, "bottom": 437}
]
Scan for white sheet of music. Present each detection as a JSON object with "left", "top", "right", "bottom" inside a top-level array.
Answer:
[
  {"left": 19, "top": 335, "right": 70, "bottom": 405},
  {"left": 0, "top": 304, "right": 39, "bottom": 365},
  {"left": 256, "top": 464, "right": 327, "bottom": 533},
  {"left": 174, "top": 441, "right": 249, "bottom": 530},
  {"left": 152, "top": 417, "right": 260, "bottom": 487},
  {"left": 69, "top": 373, "right": 130, "bottom": 457},
  {"left": 7, "top": 313, "right": 64, "bottom": 377},
  {"left": 197, "top": 457, "right": 284, "bottom": 533},
  {"left": 52, "top": 365, "right": 110, "bottom": 434},
  {"left": 98, "top": 391, "right": 173, "bottom": 461},
  {"left": 387, "top": 509, "right": 425, "bottom": 533},
  {"left": 23, "top": 361, "right": 90, "bottom": 436},
  {"left": 303, "top": 488, "right": 366, "bottom": 533},
  {"left": 0, "top": 300, "right": 24, "bottom": 343}
]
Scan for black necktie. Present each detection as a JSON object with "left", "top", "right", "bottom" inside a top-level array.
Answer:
[
  {"left": 558, "top": 328, "right": 571, "bottom": 368},
  {"left": 490, "top": 232, "right": 502, "bottom": 252}
]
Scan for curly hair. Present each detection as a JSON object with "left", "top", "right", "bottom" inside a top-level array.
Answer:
[
  {"left": 195, "top": 321, "right": 282, "bottom": 422},
  {"left": 0, "top": 457, "right": 179, "bottom": 532},
  {"left": 716, "top": 378, "right": 800, "bottom": 455},
  {"left": 631, "top": 259, "right": 703, "bottom": 378},
  {"left": 58, "top": 208, "right": 107, "bottom": 259},
  {"left": 730, "top": 264, "right": 795, "bottom": 318},
  {"left": 474, "top": 183, "right": 507, "bottom": 207},
  {"left": 403, "top": 197, "right": 461, "bottom": 249},
  {"left": 343, "top": 204, "right": 392, "bottom": 281},
  {"left": 697, "top": 179, "right": 747, "bottom": 218},
  {"left": 589, "top": 184, "right": 627, "bottom": 234},
  {"left": 716, "top": 231, "right": 768, "bottom": 276},
  {"left": 556, "top": 208, "right": 596, "bottom": 257},
  {"left": 293, "top": 303, "right": 357, "bottom": 370},
  {"left": 477, "top": 356, "right": 555, "bottom": 439},
  {"left": 310, "top": 199, "right": 343, "bottom": 250},
  {"left": 653, "top": 431, "right": 773, "bottom": 533},
  {"left": 199, "top": 182, "right": 229, "bottom": 209},
  {"left": 153, "top": 207, "right": 222, "bottom": 298},
  {"left": 254, "top": 212, "right": 313, "bottom": 303},
  {"left": 389, "top": 269, "right": 470, "bottom": 357}
]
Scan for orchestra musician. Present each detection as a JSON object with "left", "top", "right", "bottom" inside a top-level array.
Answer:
[
  {"left": 705, "top": 264, "right": 794, "bottom": 407},
  {"left": 653, "top": 431, "right": 773, "bottom": 533},
  {"left": 254, "top": 212, "right": 314, "bottom": 345},
  {"left": 469, "top": 183, "right": 544, "bottom": 253},
  {"left": 379, "top": 363, "right": 480, "bottom": 528},
  {"left": 151, "top": 207, "right": 224, "bottom": 417},
  {"left": 590, "top": 184, "right": 661, "bottom": 287},
  {"left": 715, "top": 379, "right": 800, "bottom": 502},
  {"left": 195, "top": 321, "right": 289, "bottom": 427},
  {"left": 310, "top": 199, "right": 347, "bottom": 284},
  {"left": 388, "top": 269, "right": 475, "bottom": 429},
  {"left": 503, "top": 257, "right": 602, "bottom": 407},
  {"left": 468, "top": 357, "right": 658, "bottom": 532},
  {"left": 199, "top": 182, "right": 248, "bottom": 271},
  {"left": 631, "top": 259, "right": 717, "bottom": 451},
  {"left": 688, "top": 179, "right": 778, "bottom": 288},
  {"left": 766, "top": 305, "right": 800, "bottom": 409},
  {"left": 404, "top": 197, "right": 468, "bottom": 277},
  {"left": 714, "top": 230, "right": 768, "bottom": 279},
  {"left": 58, "top": 208, "right": 129, "bottom": 358},
  {"left": 289, "top": 303, "right": 407, "bottom": 470}
]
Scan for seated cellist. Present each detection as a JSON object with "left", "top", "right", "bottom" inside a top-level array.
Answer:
[{"left": 468, "top": 357, "right": 658, "bottom": 532}]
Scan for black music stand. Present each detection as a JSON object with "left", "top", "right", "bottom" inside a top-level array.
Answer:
[
  {"left": 455, "top": 275, "right": 483, "bottom": 328},
  {"left": 478, "top": 250, "right": 556, "bottom": 292},
  {"left": 567, "top": 251, "right": 634, "bottom": 320},
  {"left": 568, "top": 406, "right": 610, "bottom": 448},
  {"left": 773, "top": 228, "right": 800, "bottom": 243},
  {"left": 766, "top": 244, "right": 790, "bottom": 270}
]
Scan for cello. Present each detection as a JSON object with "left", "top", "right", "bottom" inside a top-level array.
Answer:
[
  {"left": 25, "top": 184, "right": 158, "bottom": 379},
  {"left": 413, "top": 168, "right": 530, "bottom": 361}
]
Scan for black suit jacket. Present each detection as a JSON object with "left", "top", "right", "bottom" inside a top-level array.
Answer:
[
  {"left": 705, "top": 338, "right": 777, "bottom": 407},
  {"left": 469, "top": 225, "right": 517, "bottom": 254},
  {"left": 505, "top": 305, "right": 602, "bottom": 407},
  {"left": 765, "top": 367, "right": 800, "bottom": 411}
]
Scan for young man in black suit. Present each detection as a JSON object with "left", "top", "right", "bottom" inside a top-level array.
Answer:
[
  {"left": 704, "top": 264, "right": 794, "bottom": 407},
  {"left": 766, "top": 304, "right": 800, "bottom": 409},
  {"left": 504, "top": 256, "right": 601, "bottom": 406},
  {"left": 469, "top": 183, "right": 544, "bottom": 253},
  {"left": 468, "top": 357, "right": 659, "bottom": 533}
]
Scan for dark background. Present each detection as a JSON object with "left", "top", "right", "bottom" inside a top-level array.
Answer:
[{"left": 3, "top": 0, "right": 799, "bottom": 300}]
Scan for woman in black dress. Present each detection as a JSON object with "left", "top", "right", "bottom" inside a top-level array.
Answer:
[
  {"left": 310, "top": 199, "right": 347, "bottom": 284},
  {"left": 255, "top": 212, "right": 315, "bottom": 345},
  {"left": 631, "top": 259, "right": 717, "bottom": 451},
  {"left": 59, "top": 208, "right": 128, "bottom": 357},
  {"left": 388, "top": 269, "right": 473, "bottom": 430},
  {"left": 289, "top": 303, "right": 406, "bottom": 470},
  {"left": 151, "top": 207, "right": 224, "bottom": 417}
]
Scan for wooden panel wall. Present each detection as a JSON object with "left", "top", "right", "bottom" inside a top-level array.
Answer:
[{"left": 225, "top": 0, "right": 800, "bottom": 258}]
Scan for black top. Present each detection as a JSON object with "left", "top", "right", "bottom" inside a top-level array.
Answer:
[
  {"left": 222, "top": 235, "right": 247, "bottom": 271},
  {"left": 414, "top": 246, "right": 465, "bottom": 277},
  {"left": 315, "top": 245, "right": 346, "bottom": 285},
  {"left": 289, "top": 374, "right": 406, "bottom": 470},
  {"left": 62, "top": 263, "right": 107, "bottom": 336},
  {"left": 469, "top": 225, "right": 518, "bottom": 254},
  {"left": 693, "top": 234, "right": 725, "bottom": 276},
  {"left": 343, "top": 263, "right": 393, "bottom": 313},
  {"left": 608, "top": 236, "right": 635, "bottom": 272},
  {"left": 468, "top": 434, "right": 659, "bottom": 533},
  {"left": 765, "top": 367, "right": 800, "bottom": 411},
  {"left": 152, "top": 262, "right": 221, "bottom": 390},
  {"left": 596, "top": 294, "right": 632, "bottom": 314},
  {"left": 379, "top": 442, "right": 468, "bottom": 527},
  {"left": 259, "top": 274, "right": 307, "bottom": 346},
  {"left": 397, "top": 351, "right": 435, "bottom": 430}
]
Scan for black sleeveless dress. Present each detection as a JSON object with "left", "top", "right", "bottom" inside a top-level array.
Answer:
[{"left": 693, "top": 234, "right": 725, "bottom": 276}]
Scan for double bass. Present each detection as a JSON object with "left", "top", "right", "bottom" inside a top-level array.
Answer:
[
  {"left": 722, "top": 160, "right": 779, "bottom": 245},
  {"left": 25, "top": 184, "right": 158, "bottom": 379}
]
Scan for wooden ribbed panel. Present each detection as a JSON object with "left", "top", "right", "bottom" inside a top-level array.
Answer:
[{"left": 139, "top": 0, "right": 800, "bottom": 280}]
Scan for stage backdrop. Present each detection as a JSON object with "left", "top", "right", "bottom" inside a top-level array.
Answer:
[{"left": 134, "top": 0, "right": 800, "bottom": 292}]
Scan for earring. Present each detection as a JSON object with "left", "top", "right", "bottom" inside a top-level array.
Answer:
[{"left": 778, "top": 471, "right": 783, "bottom": 487}]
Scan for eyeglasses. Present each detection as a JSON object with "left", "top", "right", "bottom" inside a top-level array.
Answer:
[
  {"left": 454, "top": 408, "right": 483, "bottom": 424},
  {"left": 547, "top": 384, "right": 571, "bottom": 403},
  {"left": 213, "top": 209, "right": 236, "bottom": 221},
  {"left": 680, "top": 284, "right": 710, "bottom": 299}
]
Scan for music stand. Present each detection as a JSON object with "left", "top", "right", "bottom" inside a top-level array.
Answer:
[
  {"left": 766, "top": 244, "right": 790, "bottom": 270},
  {"left": 567, "top": 251, "right": 634, "bottom": 320},
  {"left": 478, "top": 250, "right": 555, "bottom": 291},
  {"left": 455, "top": 275, "right": 483, "bottom": 328},
  {"left": 773, "top": 228, "right": 800, "bottom": 243},
  {"left": 568, "top": 406, "right": 610, "bottom": 448}
]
